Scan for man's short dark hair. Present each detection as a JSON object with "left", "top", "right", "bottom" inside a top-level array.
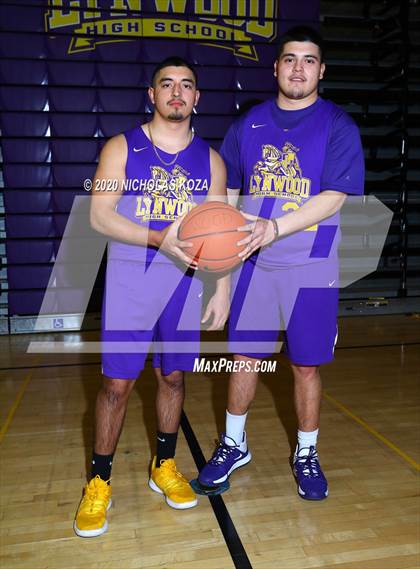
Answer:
[
  {"left": 277, "top": 26, "right": 325, "bottom": 62},
  {"left": 151, "top": 57, "right": 198, "bottom": 87}
]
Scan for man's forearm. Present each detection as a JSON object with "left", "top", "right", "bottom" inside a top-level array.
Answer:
[
  {"left": 215, "top": 273, "right": 231, "bottom": 294},
  {"left": 91, "top": 208, "right": 161, "bottom": 248},
  {"left": 275, "top": 191, "right": 346, "bottom": 239},
  {"left": 227, "top": 188, "right": 240, "bottom": 208}
]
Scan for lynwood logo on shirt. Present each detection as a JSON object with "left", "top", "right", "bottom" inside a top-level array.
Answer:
[
  {"left": 134, "top": 164, "right": 208, "bottom": 221},
  {"left": 249, "top": 142, "right": 311, "bottom": 203}
]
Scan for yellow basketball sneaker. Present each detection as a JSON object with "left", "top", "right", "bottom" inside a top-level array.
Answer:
[
  {"left": 149, "top": 457, "right": 198, "bottom": 509},
  {"left": 73, "top": 475, "right": 112, "bottom": 537}
]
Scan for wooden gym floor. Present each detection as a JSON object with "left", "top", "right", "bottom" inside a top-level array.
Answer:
[{"left": 1, "top": 314, "right": 419, "bottom": 569}]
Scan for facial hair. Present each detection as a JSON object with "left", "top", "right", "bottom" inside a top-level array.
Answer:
[
  {"left": 283, "top": 84, "right": 305, "bottom": 99},
  {"left": 167, "top": 109, "right": 184, "bottom": 121}
]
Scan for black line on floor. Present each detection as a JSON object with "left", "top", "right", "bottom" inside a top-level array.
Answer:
[{"left": 181, "top": 410, "right": 253, "bottom": 569}]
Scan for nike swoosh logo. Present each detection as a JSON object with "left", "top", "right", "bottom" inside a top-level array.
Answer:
[
  {"left": 157, "top": 437, "right": 165, "bottom": 442},
  {"left": 328, "top": 280, "right": 336, "bottom": 287},
  {"left": 252, "top": 123, "right": 266, "bottom": 129},
  {"left": 133, "top": 146, "right": 147, "bottom": 152}
]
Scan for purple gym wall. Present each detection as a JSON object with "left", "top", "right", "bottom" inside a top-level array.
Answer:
[{"left": 0, "top": 0, "right": 320, "bottom": 317}]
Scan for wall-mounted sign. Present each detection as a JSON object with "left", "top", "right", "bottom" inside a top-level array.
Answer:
[{"left": 45, "top": 0, "right": 279, "bottom": 60}]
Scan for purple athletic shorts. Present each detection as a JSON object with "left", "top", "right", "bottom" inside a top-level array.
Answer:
[
  {"left": 101, "top": 260, "right": 202, "bottom": 379},
  {"left": 228, "top": 258, "right": 339, "bottom": 365}
]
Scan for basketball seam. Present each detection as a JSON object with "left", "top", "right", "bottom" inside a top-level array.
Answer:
[
  {"left": 178, "top": 203, "right": 246, "bottom": 271},
  {"left": 178, "top": 205, "right": 245, "bottom": 237},
  {"left": 187, "top": 252, "right": 240, "bottom": 262},
  {"left": 180, "top": 228, "right": 244, "bottom": 241}
]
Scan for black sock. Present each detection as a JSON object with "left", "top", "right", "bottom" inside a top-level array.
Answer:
[
  {"left": 91, "top": 452, "right": 114, "bottom": 482},
  {"left": 156, "top": 431, "right": 178, "bottom": 466}
]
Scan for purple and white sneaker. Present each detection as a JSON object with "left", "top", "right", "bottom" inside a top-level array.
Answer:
[
  {"left": 199, "top": 432, "right": 252, "bottom": 487},
  {"left": 293, "top": 446, "right": 328, "bottom": 500}
]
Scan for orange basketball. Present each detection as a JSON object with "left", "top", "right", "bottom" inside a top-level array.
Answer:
[{"left": 178, "top": 202, "right": 248, "bottom": 272}]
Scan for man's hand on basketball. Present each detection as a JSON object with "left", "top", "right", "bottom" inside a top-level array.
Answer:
[
  {"left": 158, "top": 217, "right": 198, "bottom": 269},
  {"left": 237, "top": 213, "right": 276, "bottom": 259}
]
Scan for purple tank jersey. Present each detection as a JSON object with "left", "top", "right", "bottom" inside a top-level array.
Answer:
[
  {"left": 109, "top": 126, "right": 211, "bottom": 264},
  {"left": 223, "top": 98, "right": 363, "bottom": 268}
]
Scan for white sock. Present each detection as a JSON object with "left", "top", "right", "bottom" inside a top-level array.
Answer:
[
  {"left": 296, "top": 429, "right": 319, "bottom": 457},
  {"left": 225, "top": 409, "right": 247, "bottom": 446}
]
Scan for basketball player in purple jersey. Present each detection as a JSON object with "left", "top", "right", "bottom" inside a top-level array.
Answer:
[
  {"left": 199, "top": 27, "right": 364, "bottom": 500},
  {"left": 74, "top": 58, "right": 229, "bottom": 537}
]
